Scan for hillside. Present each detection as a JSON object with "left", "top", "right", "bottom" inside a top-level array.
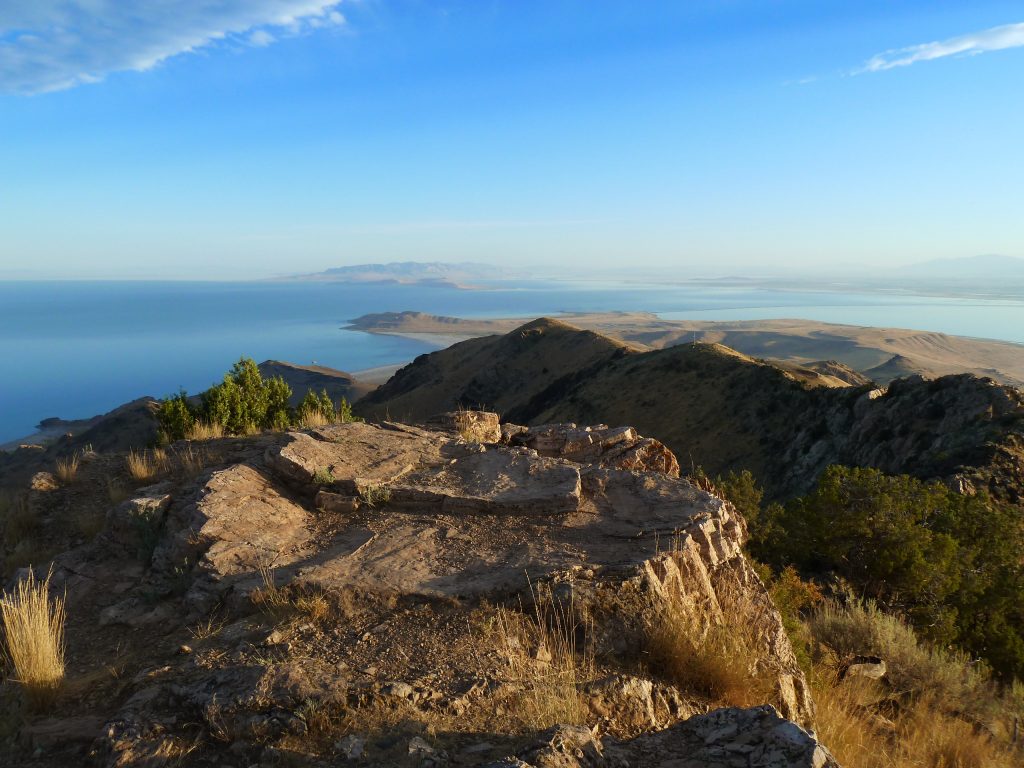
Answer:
[
  {"left": 348, "top": 312, "right": 1024, "bottom": 388},
  {"left": 357, "top": 318, "right": 638, "bottom": 421},
  {"left": 257, "top": 360, "right": 374, "bottom": 406},
  {"left": 357, "top": 320, "right": 1024, "bottom": 501}
]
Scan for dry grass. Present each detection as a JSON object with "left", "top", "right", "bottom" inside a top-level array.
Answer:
[
  {"left": 808, "top": 600, "right": 1022, "bottom": 768},
  {"left": 494, "top": 581, "right": 594, "bottom": 729},
  {"left": 54, "top": 454, "right": 80, "bottom": 484},
  {"left": 0, "top": 569, "right": 66, "bottom": 708},
  {"left": 1, "top": 492, "right": 35, "bottom": 547},
  {"left": 645, "top": 568, "right": 774, "bottom": 708},
  {"left": 126, "top": 447, "right": 168, "bottom": 483},
  {"left": 454, "top": 406, "right": 496, "bottom": 442},
  {"left": 250, "top": 564, "right": 331, "bottom": 624},
  {"left": 170, "top": 443, "right": 212, "bottom": 480},
  {"left": 106, "top": 478, "right": 130, "bottom": 506},
  {"left": 359, "top": 484, "right": 391, "bottom": 509},
  {"left": 298, "top": 410, "right": 331, "bottom": 429},
  {"left": 809, "top": 600, "right": 994, "bottom": 715},
  {"left": 813, "top": 673, "right": 1018, "bottom": 768},
  {"left": 188, "top": 614, "right": 226, "bottom": 642},
  {"left": 185, "top": 421, "right": 225, "bottom": 441}
]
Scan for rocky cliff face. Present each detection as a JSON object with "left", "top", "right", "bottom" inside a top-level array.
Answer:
[
  {"left": 9, "top": 416, "right": 833, "bottom": 767},
  {"left": 357, "top": 320, "right": 1024, "bottom": 501}
]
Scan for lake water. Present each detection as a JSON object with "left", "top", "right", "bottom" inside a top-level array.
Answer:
[{"left": 2, "top": 279, "right": 1023, "bottom": 444}]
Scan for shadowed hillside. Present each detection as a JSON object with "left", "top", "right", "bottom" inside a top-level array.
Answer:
[
  {"left": 357, "top": 318, "right": 637, "bottom": 420},
  {"left": 357, "top": 319, "right": 1024, "bottom": 501}
]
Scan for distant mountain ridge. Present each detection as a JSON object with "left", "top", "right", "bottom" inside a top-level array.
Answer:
[{"left": 284, "top": 261, "right": 516, "bottom": 286}]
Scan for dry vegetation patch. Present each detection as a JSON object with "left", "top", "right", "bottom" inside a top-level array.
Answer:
[
  {"left": 806, "top": 599, "right": 1023, "bottom": 768},
  {"left": 54, "top": 454, "right": 80, "bottom": 484},
  {"left": 126, "top": 447, "right": 168, "bottom": 482},
  {"left": 492, "top": 583, "right": 595, "bottom": 729},
  {"left": 645, "top": 568, "right": 774, "bottom": 709},
  {"left": 0, "top": 569, "right": 66, "bottom": 709}
]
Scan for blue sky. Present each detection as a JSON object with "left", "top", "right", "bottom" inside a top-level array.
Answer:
[{"left": 1, "top": 1, "right": 1022, "bottom": 279}]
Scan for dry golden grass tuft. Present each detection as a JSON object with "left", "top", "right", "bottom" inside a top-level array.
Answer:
[
  {"left": 126, "top": 447, "right": 168, "bottom": 483},
  {"left": 298, "top": 409, "right": 331, "bottom": 429},
  {"left": 0, "top": 568, "right": 66, "bottom": 708},
  {"left": 493, "top": 581, "right": 594, "bottom": 729},
  {"left": 185, "top": 421, "right": 225, "bottom": 441},
  {"left": 249, "top": 564, "right": 331, "bottom": 625},
  {"left": 812, "top": 673, "right": 1018, "bottom": 768},
  {"left": 54, "top": 454, "right": 80, "bottom": 484},
  {"left": 645, "top": 569, "right": 774, "bottom": 708},
  {"left": 188, "top": 614, "right": 226, "bottom": 642},
  {"left": 170, "top": 443, "right": 213, "bottom": 480},
  {"left": 453, "top": 405, "right": 497, "bottom": 442}
]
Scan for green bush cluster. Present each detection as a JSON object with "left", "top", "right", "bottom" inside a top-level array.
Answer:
[
  {"left": 715, "top": 464, "right": 1024, "bottom": 679},
  {"left": 296, "top": 388, "right": 357, "bottom": 424},
  {"left": 156, "top": 358, "right": 359, "bottom": 441},
  {"left": 200, "top": 358, "right": 292, "bottom": 434}
]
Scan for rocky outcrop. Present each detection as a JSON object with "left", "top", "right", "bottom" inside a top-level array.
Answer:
[
  {"left": 503, "top": 708, "right": 837, "bottom": 768},
  {"left": 16, "top": 418, "right": 826, "bottom": 766},
  {"left": 504, "top": 422, "right": 681, "bottom": 477}
]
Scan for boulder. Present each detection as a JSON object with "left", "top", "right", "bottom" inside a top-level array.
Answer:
[
  {"left": 506, "top": 423, "right": 681, "bottom": 477},
  {"left": 423, "top": 410, "right": 503, "bottom": 443}
]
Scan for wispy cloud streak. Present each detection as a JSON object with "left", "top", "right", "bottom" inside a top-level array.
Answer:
[
  {"left": 0, "top": 1, "right": 346, "bottom": 94},
  {"left": 859, "top": 21, "right": 1024, "bottom": 73}
]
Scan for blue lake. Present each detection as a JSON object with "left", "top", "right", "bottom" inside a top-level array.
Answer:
[{"left": 1, "top": 279, "right": 1023, "bottom": 443}]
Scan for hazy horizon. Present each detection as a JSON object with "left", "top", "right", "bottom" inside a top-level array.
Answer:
[{"left": 2, "top": 2, "right": 1023, "bottom": 280}]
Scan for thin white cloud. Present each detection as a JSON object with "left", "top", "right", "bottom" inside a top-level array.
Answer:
[
  {"left": 0, "top": 1, "right": 346, "bottom": 94},
  {"left": 248, "top": 29, "right": 276, "bottom": 47},
  {"left": 859, "top": 21, "right": 1024, "bottom": 73}
]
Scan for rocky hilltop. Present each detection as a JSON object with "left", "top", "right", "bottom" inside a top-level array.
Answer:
[
  {"left": 348, "top": 311, "right": 1024, "bottom": 388},
  {"left": 5, "top": 415, "right": 834, "bottom": 767},
  {"left": 358, "top": 319, "right": 1024, "bottom": 500}
]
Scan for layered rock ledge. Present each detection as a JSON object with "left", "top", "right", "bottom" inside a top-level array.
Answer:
[{"left": 31, "top": 415, "right": 828, "bottom": 767}]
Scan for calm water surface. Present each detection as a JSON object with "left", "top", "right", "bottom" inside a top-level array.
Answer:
[{"left": 1, "top": 280, "right": 1022, "bottom": 443}]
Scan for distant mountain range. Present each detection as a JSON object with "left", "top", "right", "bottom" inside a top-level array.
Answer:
[{"left": 284, "top": 261, "right": 516, "bottom": 287}]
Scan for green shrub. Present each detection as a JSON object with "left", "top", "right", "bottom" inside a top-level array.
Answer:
[
  {"left": 297, "top": 388, "right": 336, "bottom": 424},
  {"left": 755, "top": 465, "right": 1024, "bottom": 678},
  {"left": 199, "top": 358, "right": 293, "bottom": 435},
  {"left": 157, "top": 390, "right": 196, "bottom": 443},
  {"left": 296, "top": 389, "right": 360, "bottom": 426}
]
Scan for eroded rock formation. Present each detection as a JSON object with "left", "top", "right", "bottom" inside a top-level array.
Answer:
[{"left": 20, "top": 417, "right": 828, "bottom": 767}]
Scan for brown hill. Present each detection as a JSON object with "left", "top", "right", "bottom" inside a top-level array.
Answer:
[
  {"left": 357, "top": 318, "right": 636, "bottom": 421},
  {"left": 349, "top": 312, "right": 1024, "bottom": 389},
  {"left": 802, "top": 360, "right": 873, "bottom": 387},
  {"left": 357, "top": 320, "right": 1024, "bottom": 501}
]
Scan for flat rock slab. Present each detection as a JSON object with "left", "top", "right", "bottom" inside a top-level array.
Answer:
[
  {"left": 393, "top": 447, "right": 582, "bottom": 515},
  {"left": 197, "top": 464, "right": 314, "bottom": 575},
  {"left": 265, "top": 422, "right": 450, "bottom": 493}
]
